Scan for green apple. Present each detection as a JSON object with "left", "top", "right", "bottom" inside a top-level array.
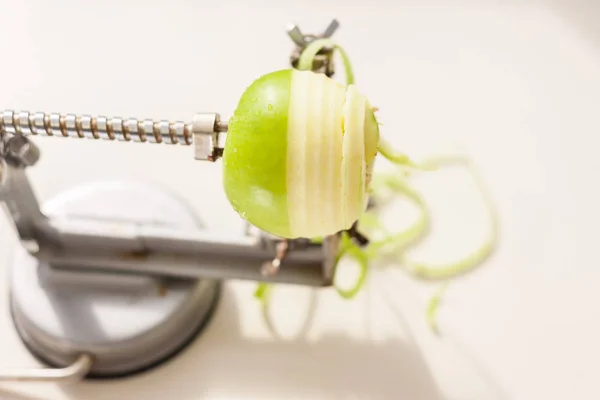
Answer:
[{"left": 223, "top": 68, "right": 379, "bottom": 239}]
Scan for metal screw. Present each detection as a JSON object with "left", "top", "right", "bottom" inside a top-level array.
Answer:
[
  {"left": 286, "top": 18, "right": 339, "bottom": 46},
  {"left": 0, "top": 110, "right": 228, "bottom": 162},
  {"left": 288, "top": 19, "right": 340, "bottom": 77},
  {"left": 261, "top": 240, "right": 289, "bottom": 277},
  {"left": 5, "top": 136, "right": 40, "bottom": 167}
]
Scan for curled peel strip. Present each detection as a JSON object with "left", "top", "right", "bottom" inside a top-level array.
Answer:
[{"left": 255, "top": 38, "right": 499, "bottom": 335}]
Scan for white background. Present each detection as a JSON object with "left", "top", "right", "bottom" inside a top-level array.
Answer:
[{"left": 0, "top": 0, "right": 599, "bottom": 399}]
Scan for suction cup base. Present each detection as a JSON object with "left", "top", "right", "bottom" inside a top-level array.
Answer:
[{"left": 9, "top": 181, "right": 221, "bottom": 379}]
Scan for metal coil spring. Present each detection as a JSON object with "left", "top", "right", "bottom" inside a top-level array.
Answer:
[{"left": 1, "top": 110, "right": 194, "bottom": 145}]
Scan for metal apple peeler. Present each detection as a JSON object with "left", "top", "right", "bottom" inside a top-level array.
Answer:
[{"left": 0, "top": 19, "right": 347, "bottom": 381}]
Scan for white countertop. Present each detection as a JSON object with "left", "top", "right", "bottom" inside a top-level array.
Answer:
[{"left": 1, "top": 1, "right": 599, "bottom": 399}]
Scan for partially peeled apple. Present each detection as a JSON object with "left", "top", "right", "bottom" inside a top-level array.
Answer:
[{"left": 223, "top": 68, "right": 380, "bottom": 239}]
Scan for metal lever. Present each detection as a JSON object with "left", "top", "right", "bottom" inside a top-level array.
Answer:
[
  {"left": 0, "top": 354, "right": 93, "bottom": 383},
  {"left": 32, "top": 217, "right": 339, "bottom": 286}
]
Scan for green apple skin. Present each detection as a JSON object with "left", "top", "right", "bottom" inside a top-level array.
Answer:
[
  {"left": 223, "top": 69, "right": 293, "bottom": 238},
  {"left": 223, "top": 68, "right": 380, "bottom": 239}
]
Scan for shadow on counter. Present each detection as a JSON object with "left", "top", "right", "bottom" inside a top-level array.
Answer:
[{"left": 59, "top": 282, "right": 446, "bottom": 400}]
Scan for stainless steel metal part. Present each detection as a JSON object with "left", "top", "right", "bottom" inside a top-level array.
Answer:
[
  {"left": 0, "top": 110, "right": 227, "bottom": 161},
  {"left": 192, "top": 112, "right": 227, "bottom": 161},
  {"left": 0, "top": 160, "right": 46, "bottom": 244},
  {"left": 32, "top": 225, "right": 339, "bottom": 286},
  {"left": 9, "top": 182, "right": 221, "bottom": 379},
  {"left": 3, "top": 135, "right": 40, "bottom": 167}
]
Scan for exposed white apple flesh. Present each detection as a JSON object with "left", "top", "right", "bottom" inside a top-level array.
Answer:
[{"left": 286, "top": 70, "right": 369, "bottom": 238}]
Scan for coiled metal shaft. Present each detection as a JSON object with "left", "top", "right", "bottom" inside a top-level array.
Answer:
[{"left": 0, "top": 110, "right": 228, "bottom": 145}]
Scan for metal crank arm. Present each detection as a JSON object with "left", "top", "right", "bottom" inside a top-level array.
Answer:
[{"left": 32, "top": 218, "right": 339, "bottom": 286}]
